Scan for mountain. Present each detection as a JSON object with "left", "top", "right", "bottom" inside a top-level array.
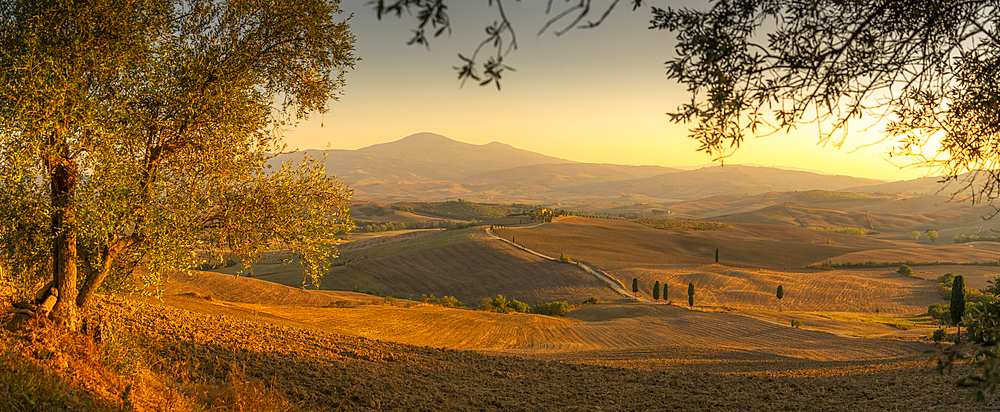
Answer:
[
  {"left": 274, "top": 132, "right": 574, "bottom": 184},
  {"left": 558, "top": 165, "right": 886, "bottom": 202},
  {"left": 273, "top": 133, "right": 901, "bottom": 203},
  {"left": 356, "top": 132, "right": 572, "bottom": 174}
]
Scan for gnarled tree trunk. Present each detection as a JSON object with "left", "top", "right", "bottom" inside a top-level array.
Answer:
[{"left": 48, "top": 152, "right": 80, "bottom": 330}]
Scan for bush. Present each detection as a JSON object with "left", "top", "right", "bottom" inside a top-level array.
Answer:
[
  {"left": 532, "top": 301, "right": 571, "bottom": 316},
  {"left": 928, "top": 303, "right": 950, "bottom": 323},
  {"left": 490, "top": 295, "right": 508, "bottom": 313},
  {"left": 438, "top": 296, "right": 459, "bottom": 307},
  {"left": 897, "top": 264, "right": 913, "bottom": 276},
  {"left": 932, "top": 328, "right": 947, "bottom": 343},
  {"left": 506, "top": 299, "right": 530, "bottom": 314},
  {"left": 559, "top": 253, "right": 571, "bottom": 263},
  {"left": 583, "top": 297, "right": 600, "bottom": 305},
  {"left": 790, "top": 319, "right": 803, "bottom": 328}
]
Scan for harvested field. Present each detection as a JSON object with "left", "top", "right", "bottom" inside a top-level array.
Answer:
[
  {"left": 340, "top": 232, "right": 620, "bottom": 305},
  {"left": 495, "top": 216, "right": 898, "bottom": 270},
  {"left": 9, "top": 295, "right": 990, "bottom": 411},
  {"left": 160, "top": 273, "right": 924, "bottom": 363},
  {"left": 211, "top": 228, "right": 620, "bottom": 305},
  {"left": 612, "top": 265, "right": 938, "bottom": 314},
  {"left": 827, "top": 243, "right": 1000, "bottom": 266}
]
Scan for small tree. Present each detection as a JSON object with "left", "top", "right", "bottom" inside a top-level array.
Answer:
[
  {"left": 897, "top": 264, "right": 913, "bottom": 277},
  {"left": 951, "top": 275, "right": 967, "bottom": 339},
  {"left": 687, "top": 282, "right": 695, "bottom": 308},
  {"left": 715, "top": 248, "right": 720, "bottom": 263},
  {"left": 632, "top": 278, "right": 639, "bottom": 300},
  {"left": 928, "top": 229, "right": 939, "bottom": 244},
  {"left": 911, "top": 231, "right": 921, "bottom": 241},
  {"left": 653, "top": 281, "right": 661, "bottom": 301},
  {"left": 664, "top": 284, "right": 669, "bottom": 302},
  {"left": 776, "top": 285, "right": 784, "bottom": 312}
]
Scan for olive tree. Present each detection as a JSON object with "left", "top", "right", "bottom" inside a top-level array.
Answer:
[{"left": 0, "top": 0, "right": 357, "bottom": 329}]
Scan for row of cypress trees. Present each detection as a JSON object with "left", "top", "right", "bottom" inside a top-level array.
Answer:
[{"left": 630, "top": 278, "right": 787, "bottom": 311}]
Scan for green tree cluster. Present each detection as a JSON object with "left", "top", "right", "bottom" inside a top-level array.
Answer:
[{"left": 0, "top": 0, "right": 356, "bottom": 328}]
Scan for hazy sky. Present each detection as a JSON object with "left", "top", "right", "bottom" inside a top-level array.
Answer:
[{"left": 282, "top": 1, "right": 936, "bottom": 181}]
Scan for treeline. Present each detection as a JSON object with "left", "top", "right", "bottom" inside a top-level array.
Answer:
[
  {"left": 953, "top": 233, "right": 1000, "bottom": 244},
  {"left": 817, "top": 227, "right": 879, "bottom": 237},
  {"left": 411, "top": 199, "right": 508, "bottom": 221},
  {"left": 635, "top": 218, "right": 732, "bottom": 231},
  {"left": 478, "top": 294, "right": 600, "bottom": 316},
  {"left": 817, "top": 259, "right": 1000, "bottom": 269},
  {"left": 353, "top": 220, "right": 477, "bottom": 233},
  {"left": 794, "top": 190, "right": 878, "bottom": 203}
]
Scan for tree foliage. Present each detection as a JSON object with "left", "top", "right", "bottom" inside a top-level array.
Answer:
[
  {"left": 952, "top": 275, "right": 968, "bottom": 328},
  {"left": 0, "top": 0, "right": 357, "bottom": 327},
  {"left": 653, "top": 280, "right": 661, "bottom": 301},
  {"left": 653, "top": 1, "right": 1000, "bottom": 199},
  {"left": 687, "top": 282, "right": 695, "bottom": 307}
]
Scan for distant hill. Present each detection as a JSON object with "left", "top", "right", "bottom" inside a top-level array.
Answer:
[
  {"left": 273, "top": 132, "right": 573, "bottom": 184},
  {"left": 357, "top": 132, "right": 572, "bottom": 172},
  {"left": 272, "top": 133, "right": 911, "bottom": 203},
  {"left": 464, "top": 163, "right": 678, "bottom": 189},
  {"left": 558, "top": 165, "right": 885, "bottom": 202}
]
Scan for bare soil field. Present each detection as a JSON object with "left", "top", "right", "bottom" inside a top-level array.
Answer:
[
  {"left": 10, "top": 294, "right": 992, "bottom": 411},
  {"left": 494, "top": 216, "right": 898, "bottom": 270},
  {"left": 827, "top": 242, "right": 1000, "bottom": 266},
  {"left": 612, "top": 265, "right": 938, "bottom": 314},
  {"left": 213, "top": 228, "right": 621, "bottom": 304}
]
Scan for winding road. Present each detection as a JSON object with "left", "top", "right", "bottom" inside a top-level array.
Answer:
[{"left": 484, "top": 225, "right": 663, "bottom": 304}]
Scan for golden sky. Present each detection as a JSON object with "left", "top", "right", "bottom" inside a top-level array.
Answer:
[{"left": 281, "top": 1, "right": 938, "bottom": 182}]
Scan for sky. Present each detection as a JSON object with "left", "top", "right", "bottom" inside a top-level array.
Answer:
[{"left": 281, "top": 1, "right": 938, "bottom": 182}]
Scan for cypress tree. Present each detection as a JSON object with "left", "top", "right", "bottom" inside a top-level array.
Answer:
[
  {"left": 632, "top": 278, "right": 639, "bottom": 299},
  {"left": 950, "top": 275, "right": 966, "bottom": 339},
  {"left": 664, "top": 283, "right": 669, "bottom": 302},
  {"left": 776, "top": 285, "right": 784, "bottom": 312},
  {"left": 715, "top": 248, "right": 719, "bottom": 263},
  {"left": 688, "top": 283, "right": 695, "bottom": 307},
  {"left": 653, "top": 281, "right": 661, "bottom": 301}
]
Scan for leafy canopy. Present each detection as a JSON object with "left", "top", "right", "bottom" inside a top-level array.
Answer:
[{"left": 0, "top": 0, "right": 357, "bottom": 308}]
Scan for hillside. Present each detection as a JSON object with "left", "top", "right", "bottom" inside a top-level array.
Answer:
[
  {"left": 212, "top": 228, "right": 621, "bottom": 305},
  {"left": 495, "top": 216, "right": 898, "bottom": 271},
  {"left": 7, "top": 291, "right": 993, "bottom": 411},
  {"left": 559, "top": 165, "right": 885, "bottom": 202},
  {"left": 464, "top": 163, "right": 677, "bottom": 188}
]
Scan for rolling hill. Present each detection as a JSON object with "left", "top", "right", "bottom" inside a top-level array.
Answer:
[{"left": 558, "top": 165, "right": 885, "bottom": 202}]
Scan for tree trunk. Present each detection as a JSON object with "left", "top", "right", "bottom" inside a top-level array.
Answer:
[{"left": 50, "top": 156, "right": 80, "bottom": 330}]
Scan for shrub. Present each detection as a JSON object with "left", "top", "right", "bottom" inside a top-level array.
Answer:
[
  {"left": 911, "top": 231, "right": 920, "bottom": 241},
  {"left": 490, "top": 295, "right": 509, "bottom": 313},
  {"left": 532, "top": 301, "right": 571, "bottom": 316},
  {"left": 897, "top": 264, "right": 913, "bottom": 276},
  {"left": 559, "top": 253, "right": 571, "bottom": 263},
  {"left": 928, "top": 303, "right": 950, "bottom": 323},
  {"left": 438, "top": 296, "right": 459, "bottom": 307},
  {"left": 932, "top": 328, "right": 947, "bottom": 343},
  {"left": 790, "top": 319, "right": 803, "bottom": 328},
  {"left": 506, "top": 299, "right": 530, "bottom": 314},
  {"left": 583, "top": 297, "right": 600, "bottom": 305}
]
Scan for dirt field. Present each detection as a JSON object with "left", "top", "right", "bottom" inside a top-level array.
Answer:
[
  {"left": 31, "top": 295, "right": 990, "bottom": 411},
  {"left": 494, "top": 216, "right": 899, "bottom": 270},
  {"left": 611, "top": 265, "right": 938, "bottom": 314}
]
